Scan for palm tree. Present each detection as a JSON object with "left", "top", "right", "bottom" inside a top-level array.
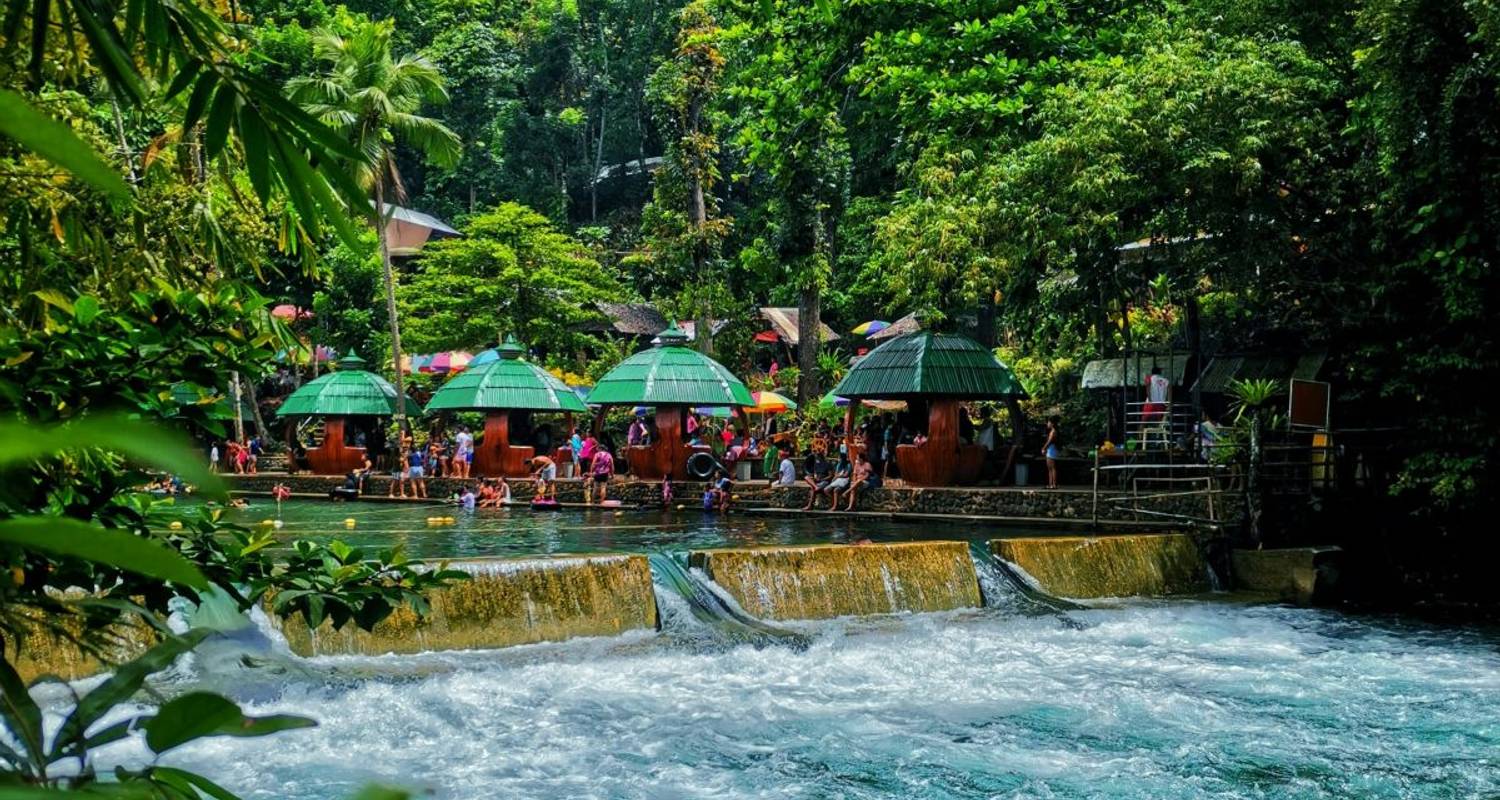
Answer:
[{"left": 288, "top": 20, "right": 461, "bottom": 430}]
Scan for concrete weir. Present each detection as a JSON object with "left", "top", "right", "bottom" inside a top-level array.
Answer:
[
  {"left": 993, "top": 534, "right": 1210, "bottom": 599},
  {"left": 688, "top": 541, "right": 982, "bottom": 621},
  {"left": 271, "top": 553, "right": 658, "bottom": 656}
]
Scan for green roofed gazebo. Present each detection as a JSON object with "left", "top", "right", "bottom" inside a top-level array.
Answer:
[
  {"left": 832, "top": 331, "right": 1027, "bottom": 486},
  {"left": 587, "top": 324, "right": 754, "bottom": 479},
  {"left": 275, "top": 351, "right": 416, "bottom": 474},
  {"left": 426, "top": 335, "right": 588, "bottom": 477}
]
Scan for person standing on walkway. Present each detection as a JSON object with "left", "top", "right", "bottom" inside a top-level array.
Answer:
[
  {"left": 589, "top": 445, "right": 615, "bottom": 504},
  {"left": 1042, "top": 417, "right": 1060, "bottom": 489},
  {"left": 407, "top": 445, "right": 428, "bottom": 498},
  {"left": 454, "top": 426, "right": 474, "bottom": 478},
  {"left": 527, "top": 454, "right": 557, "bottom": 501}
]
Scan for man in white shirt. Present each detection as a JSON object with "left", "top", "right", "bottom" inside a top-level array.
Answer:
[{"left": 773, "top": 449, "right": 797, "bottom": 487}]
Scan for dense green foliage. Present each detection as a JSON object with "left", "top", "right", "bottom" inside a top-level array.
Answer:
[{"left": 2, "top": 0, "right": 1498, "bottom": 611}]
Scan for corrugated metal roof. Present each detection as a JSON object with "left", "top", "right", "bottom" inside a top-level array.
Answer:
[
  {"left": 831, "top": 332, "right": 1027, "bottom": 400},
  {"left": 586, "top": 326, "right": 753, "bottom": 407},
  {"left": 868, "top": 312, "right": 921, "bottom": 340},
  {"left": 1081, "top": 355, "right": 1190, "bottom": 389},
  {"left": 276, "top": 353, "right": 416, "bottom": 417},
  {"left": 758, "top": 307, "right": 839, "bottom": 345},
  {"left": 376, "top": 202, "right": 460, "bottom": 236},
  {"left": 1191, "top": 352, "right": 1326, "bottom": 394},
  {"left": 594, "top": 302, "right": 670, "bottom": 336},
  {"left": 425, "top": 344, "right": 588, "bottom": 413}
]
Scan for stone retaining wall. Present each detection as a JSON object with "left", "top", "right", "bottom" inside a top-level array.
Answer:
[
  {"left": 688, "top": 541, "right": 982, "bottom": 621},
  {"left": 268, "top": 553, "right": 658, "bottom": 656},
  {"left": 229, "top": 473, "right": 1235, "bottom": 526},
  {"left": 993, "top": 534, "right": 1211, "bottom": 599}
]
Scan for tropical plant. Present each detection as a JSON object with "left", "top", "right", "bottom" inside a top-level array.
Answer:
[
  {"left": 288, "top": 18, "right": 462, "bottom": 432},
  {"left": 1228, "top": 377, "right": 1282, "bottom": 545},
  {"left": 0, "top": 0, "right": 370, "bottom": 244},
  {"left": 0, "top": 417, "right": 450, "bottom": 797},
  {"left": 396, "top": 203, "right": 618, "bottom": 356}
]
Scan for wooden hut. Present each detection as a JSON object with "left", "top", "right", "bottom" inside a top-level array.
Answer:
[
  {"left": 425, "top": 335, "right": 588, "bottom": 477},
  {"left": 585, "top": 324, "right": 754, "bottom": 480},
  {"left": 275, "top": 351, "right": 414, "bottom": 474},
  {"left": 831, "top": 331, "right": 1027, "bottom": 486}
]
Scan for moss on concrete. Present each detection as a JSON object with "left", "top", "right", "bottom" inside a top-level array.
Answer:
[
  {"left": 992, "top": 534, "right": 1209, "bottom": 599},
  {"left": 1232, "top": 547, "right": 1342, "bottom": 605},
  {"left": 271, "top": 553, "right": 658, "bottom": 656},
  {"left": 8, "top": 606, "right": 160, "bottom": 683},
  {"left": 688, "top": 541, "right": 981, "bottom": 621}
]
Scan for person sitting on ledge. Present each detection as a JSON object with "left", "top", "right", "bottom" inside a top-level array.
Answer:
[
  {"left": 808, "top": 453, "right": 851, "bottom": 511},
  {"left": 772, "top": 448, "right": 798, "bottom": 487},
  {"left": 841, "top": 452, "right": 879, "bottom": 511}
]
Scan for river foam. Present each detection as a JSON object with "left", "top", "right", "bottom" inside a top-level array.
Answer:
[{"left": 87, "top": 600, "right": 1499, "bottom": 800}]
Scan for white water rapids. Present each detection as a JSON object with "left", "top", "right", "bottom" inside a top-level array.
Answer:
[{"left": 86, "top": 600, "right": 1499, "bottom": 799}]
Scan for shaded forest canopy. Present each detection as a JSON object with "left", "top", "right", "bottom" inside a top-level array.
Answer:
[{"left": 2, "top": 0, "right": 1497, "bottom": 523}]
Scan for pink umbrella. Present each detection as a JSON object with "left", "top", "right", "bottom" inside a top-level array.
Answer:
[
  {"left": 420, "top": 351, "right": 474, "bottom": 374},
  {"left": 271, "top": 304, "right": 313, "bottom": 321}
]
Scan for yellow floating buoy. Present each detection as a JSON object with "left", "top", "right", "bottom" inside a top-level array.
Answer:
[
  {"left": 344, "top": 518, "right": 357, "bottom": 528},
  {"left": 443, "top": 516, "right": 456, "bottom": 525},
  {"left": 426, "top": 517, "right": 439, "bottom": 526},
  {"left": 273, "top": 519, "right": 284, "bottom": 529},
  {"left": 260, "top": 519, "right": 274, "bottom": 527},
  {"left": 168, "top": 521, "right": 183, "bottom": 531}
]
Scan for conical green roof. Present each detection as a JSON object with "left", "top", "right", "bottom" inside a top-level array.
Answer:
[
  {"left": 275, "top": 351, "right": 417, "bottom": 417},
  {"left": 425, "top": 336, "right": 588, "bottom": 413},
  {"left": 831, "top": 331, "right": 1028, "bottom": 400},
  {"left": 586, "top": 324, "right": 753, "bottom": 407}
]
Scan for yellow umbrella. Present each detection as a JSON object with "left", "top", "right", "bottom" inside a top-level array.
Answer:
[{"left": 750, "top": 390, "right": 797, "bottom": 413}]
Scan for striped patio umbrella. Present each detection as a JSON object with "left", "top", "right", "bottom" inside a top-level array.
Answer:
[
  {"left": 420, "top": 351, "right": 474, "bottom": 374},
  {"left": 750, "top": 391, "right": 797, "bottom": 413},
  {"left": 851, "top": 320, "right": 890, "bottom": 336}
]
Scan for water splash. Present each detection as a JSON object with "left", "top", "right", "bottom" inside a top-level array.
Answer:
[{"left": 647, "top": 551, "right": 811, "bottom": 651}]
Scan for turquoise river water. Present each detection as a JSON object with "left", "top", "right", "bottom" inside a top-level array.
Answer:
[{"left": 70, "top": 500, "right": 1500, "bottom": 798}]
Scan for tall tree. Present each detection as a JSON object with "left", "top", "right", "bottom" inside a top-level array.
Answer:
[
  {"left": 397, "top": 202, "right": 619, "bottom": 355},
  {"left": 723, "top": 0, "right": 852, "bottom": 403},
  {"left": 288, "top": 19, "right": 461, "bottom": 431},
  {"left": 639, "top": 0, "right": 730, "bottom": 354}
]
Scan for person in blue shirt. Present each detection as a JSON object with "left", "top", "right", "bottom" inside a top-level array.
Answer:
[{"left": 407, "top": 446, "right": 428, "bottom": 499}]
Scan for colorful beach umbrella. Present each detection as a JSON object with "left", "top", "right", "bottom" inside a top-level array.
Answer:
[
  {"left": 750, "top": 391, "right": 797, "bottom": 413},
  {"left": 419, "top": 351, "right": 474, "bottom": 374},
  {"left": 693, "top": 406, "right": 735, "bottom": 419},
  {"left": 851, "top": 320, "right": 890, "bottom": 336},
  {"left": 468, "top": 348, "right": 501, "bottom": 367},
  {"left": 401, "top": 353, "right": 433, "bottom": 374}
]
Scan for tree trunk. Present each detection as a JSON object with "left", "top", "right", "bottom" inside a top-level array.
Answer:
[
  {"left": 243, "top": 378, "right": 271, "bottom": 448},
  {"left": 796, "top": 284, "right": 821, "bottom": 405},
  {"left": 231, "top": 371, "right": 246, "bottom": 444},
  {"left": 1245, "top": 409, "right": 1264, "bottom": 547},
  {"left": 1186, "top": 292, "right": 1203, "bottom": 414},
  {"left": 375, "top": 178, "right": 408, "bottom": 434}
]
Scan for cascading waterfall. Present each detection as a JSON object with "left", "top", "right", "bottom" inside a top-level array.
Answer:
[
  {"left": 646, "top": 551, "right": 811, "bottom": 650},
  {"left": 966, "top": 541, "right": 1085, "bottom": 616}
]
